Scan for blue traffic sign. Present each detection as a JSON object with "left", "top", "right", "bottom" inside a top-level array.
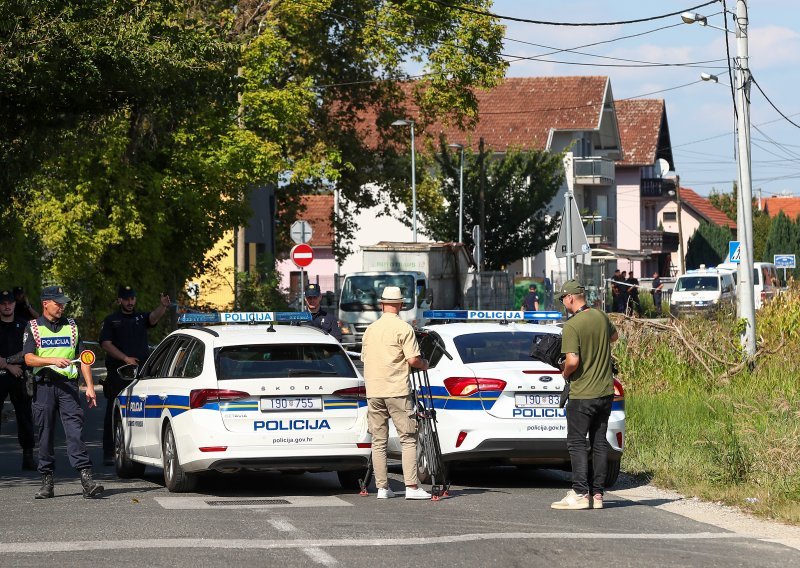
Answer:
[
  {"left": 728, "top": 241, "right": 741, "bottom": 264},
  {"left": 774, "top": 254, "right": 796, "bottom": 269}
]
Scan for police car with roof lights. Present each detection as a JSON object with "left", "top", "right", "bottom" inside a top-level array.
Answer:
[
  {"left": 387, "top": 310, "right": 625, "bottom": 486},
  {"left": 112, "top": 311, "right": 370, "bottom": 492}
]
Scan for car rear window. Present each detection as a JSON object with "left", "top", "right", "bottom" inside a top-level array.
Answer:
[
  {"left": 453, "top": 332, "right": 549, "bottom": 364},
  {"left": 216, "top": 344, "right": 357, "bottom": 380}
]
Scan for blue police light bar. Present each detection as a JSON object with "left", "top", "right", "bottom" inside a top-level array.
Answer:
[
  {"left": 423, "top": 310, "right": 562, "bottom": 321},
  {"left": 178, "top": 311, "right": 312, "bottom": 325}
]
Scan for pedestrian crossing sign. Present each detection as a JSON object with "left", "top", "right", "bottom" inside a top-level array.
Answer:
[{"left": 729, "top": 241, "right": 741, "bottom": 264}]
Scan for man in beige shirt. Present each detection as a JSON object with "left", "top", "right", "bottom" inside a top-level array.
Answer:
[{"left": 361, "top": 286, "right": 431, "bottom": 500}]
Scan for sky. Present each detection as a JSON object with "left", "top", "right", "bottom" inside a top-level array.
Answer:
[{"left": 487, "top": 0, "right": 800, "bottom": 199}]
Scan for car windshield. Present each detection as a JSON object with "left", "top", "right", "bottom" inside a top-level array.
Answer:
[
  {"left": 216, "top": 344, "right": 357, "bottom": 380},
  {"left": 453, "top": 331, "right": 549, "bottom": 364},
  {"left": 339, "top": 274, "right": 415, "bottom": 312},
  {"left": 675, "top": 276, "right": 719, "bottom": 292}
]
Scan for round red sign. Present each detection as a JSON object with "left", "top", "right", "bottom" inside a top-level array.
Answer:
[{"left": 290, "top": 243, "right": 314, "bottom": 268}]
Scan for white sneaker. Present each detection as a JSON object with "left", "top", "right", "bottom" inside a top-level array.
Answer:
[
  {"left": 405, "top": 486, "right": 432, "bottom": 500},
  {"left": 550, "top": 490, "right": 590, "bottom": 510},
  {"left": 377, "top": 488, "right": 395, "bottom": 499}
]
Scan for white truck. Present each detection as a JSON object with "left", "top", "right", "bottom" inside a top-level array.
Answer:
[{"left": 338, "top": 242, "right": 472, "bottom": 348}]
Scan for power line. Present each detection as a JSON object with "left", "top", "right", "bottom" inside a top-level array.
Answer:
[
  {"left": 751, "top": 75, "right": 800, "bottom": 129},
  {"left": 425, "top": 0, "right": 721, "bottom": 26}
]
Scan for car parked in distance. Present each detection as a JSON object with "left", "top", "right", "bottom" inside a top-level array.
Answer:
[{"left": 670, "top": 267, "right": 736, "bottom": 316}]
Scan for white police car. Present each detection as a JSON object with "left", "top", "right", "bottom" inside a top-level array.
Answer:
[
  {"left": 112, "top": 312, "right": 370, "bottom": 492},
  {"left": 388, "top": 310, "right": 625, "bottom": 486}
]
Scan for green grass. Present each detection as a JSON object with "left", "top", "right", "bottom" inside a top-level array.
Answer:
[{"left": 617, "top": 283, "right": 800, "bottom": 524}]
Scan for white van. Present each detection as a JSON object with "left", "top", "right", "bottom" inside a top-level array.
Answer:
[
  {"left": 670, "top": 268, "right": 736, "bottom": 316},
  {"left": 753, "top": 262, "right": 779, "bottom": 309},
  {"left": 716, "top": 261, "right": 779, "bottom": 310}
]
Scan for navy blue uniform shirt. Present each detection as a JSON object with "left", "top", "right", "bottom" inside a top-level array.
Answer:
[
  {"left": 99, "top": 310, "right": 153, "bottom": 368},
  {"left": 306, "top": 309, "right": 342, "bottom": 342}
]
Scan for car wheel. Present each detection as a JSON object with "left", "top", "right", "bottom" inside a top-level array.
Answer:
[
  {"left": 337, "top": 470, "right": 362, "bottom": 491},
  {"left": 416, "top": 419, "right": 447, "bottom": 484},
  {"left": 114, "top": 413, "right": 145, "bottom": 479},
  {"left": 605, "top": 459, "right": 621, "bottom": 488},
  {"left": 162, "top": 423, "right": 198, "bottom": 493}
]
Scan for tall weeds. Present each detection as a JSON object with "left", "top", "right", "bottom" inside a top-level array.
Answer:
[{"left": 616, "top": 281, "right": 800, "bottom": 523}]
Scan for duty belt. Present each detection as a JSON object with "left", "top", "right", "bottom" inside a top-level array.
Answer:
[{"left": 36, "top": 368, "right": 74, "bottom": 383}]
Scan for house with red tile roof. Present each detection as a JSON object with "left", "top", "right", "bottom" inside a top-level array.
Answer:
[
  {"left": 340, "top": 76, "right": 623, "bottom": 295},
  {"left": 762, "top": 196, "right": 800, "bottom": 220}
]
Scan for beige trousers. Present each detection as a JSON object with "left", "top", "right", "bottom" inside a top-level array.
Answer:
[{"left": 367, "top": 396, "right": 418, "bottom": 488}]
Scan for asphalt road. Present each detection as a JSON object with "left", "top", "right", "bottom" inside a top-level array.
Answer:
[{"left": 1, "top": 385, "right": 798, "bottom": 568}]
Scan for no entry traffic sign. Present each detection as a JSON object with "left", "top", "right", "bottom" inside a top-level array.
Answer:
[{"left": 290, "top": 243, "right": 314, "bottom": 268}]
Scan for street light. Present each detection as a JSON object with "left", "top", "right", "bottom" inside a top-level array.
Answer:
[
  {"left": 448, "top": 143, "right": 465, "bottom": 243},
  {"left": 700, "top": 72, "right": 730, "bottom": 87},
  {"left": 684, "top": 1, "right": 757, "bottom": 358},
  {"left": 392, "top": 119, "right": 417, "bottom": 242}
]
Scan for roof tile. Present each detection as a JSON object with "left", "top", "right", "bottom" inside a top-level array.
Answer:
[
  {"left": 763, "top": 196, "right": 800, "bottom": 220},
  {"left": 680, "top": 187, "right": 737, "bottom": 229},
  {"left": 615, "top": 99, "right": 665, "bottom": 166}
]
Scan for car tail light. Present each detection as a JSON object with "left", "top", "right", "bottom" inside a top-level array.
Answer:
[
  {"left": 199, "top": 446, "right": 228, "bottom": 452},
  {"left": 616, "top": 432, "right": 624, "bottom": 449},
  {"left": 443, "top": 377, "right": 507, "bottom": 396},
  {"left": 613, "top": 379, "right": 624, "bottom": 400},
  {"left": 357, "top": 442, "right": 372, "bottom": 448},
  {"left": 333, "top": 386, "right": 367, "bottom": 400},
  {"left": 455, "top": 431, "right": 468, "bottom": 448},
  {"left": 189, "top": 389, "right": 250, "bottom": 409}
]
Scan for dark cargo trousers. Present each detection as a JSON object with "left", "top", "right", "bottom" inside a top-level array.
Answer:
[
  {"left": 32, "top": 377, "right": 92, "bottom": 474},
  {"left": 0, "top": 374, "right": 35, "bottom": 450},
  {"left": 565, "top": 395, "right": 613, "bottom": 496}
]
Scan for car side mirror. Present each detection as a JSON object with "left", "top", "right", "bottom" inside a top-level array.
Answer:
[{"left": 117, "top": 364, "right": 138, "bottom": 381}]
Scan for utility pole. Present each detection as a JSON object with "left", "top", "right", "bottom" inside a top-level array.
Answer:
[
  {"left": 735, "top": 0, "right": 757, "bottom": 358},
  {"left": 478, "top": 137, "right": 486, "bottom": 272},
  {"left": 564, "top": 189, "right": 574, "bottom": 280},
  {"left": 675, "top": 175, "right": 685, "bottom": 274}
]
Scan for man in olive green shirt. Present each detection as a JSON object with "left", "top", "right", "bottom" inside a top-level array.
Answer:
[
  {"left": 551, "top": 280, "right": 618, "bottom": 511},
  {"left": 361, "top": 286, "right": 431, "bottom": 500}
]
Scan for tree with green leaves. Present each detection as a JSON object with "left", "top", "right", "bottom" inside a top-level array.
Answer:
[
  {"left": 1, "top": 0, "right": 506, "bottom": 327},
  {"left": 415, "top": 139, "right": 563, "bottom": 270},
  {"left": 763, "top": 211, "right": 800, "bottom": 280},
  {"left": 685, "top": 221, "right": 734, "bottom": 270}
]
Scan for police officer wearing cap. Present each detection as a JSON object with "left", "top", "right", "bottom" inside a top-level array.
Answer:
[
  {"left": 99, "top": 285, "right": 170, "bottom": 465},
  {"left": 0, "top": 289, "right": 36, "bottom": 470},
  {"left": 303, "top": 283, "right": 342, "bottom": 342},
  {"left": 23, "top": 285, "right": 103, "bottom": 499}
]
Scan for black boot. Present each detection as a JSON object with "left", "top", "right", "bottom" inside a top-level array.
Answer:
[
  {"left": 22, "top": 449, "right": 36, "bottom": 471},
  {"left": 79, "top": 468, "right": 104, "bottom": 499},
  {"left": 35, "top": 473, "right": 54, "bottom": 499}
]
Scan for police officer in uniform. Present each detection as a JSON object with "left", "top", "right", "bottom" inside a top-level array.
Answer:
[
  {"left": 23, "top": 285, "right": 103, "bottom": 499},
  {"left": 99, "top": 285, "right": 170, "bottom": 465},
  {"left": 0, "top": 289, "right": 36, "bottom": 470},
  {"left": 303, "top": 283, "right": 342, "bottom": 341}
]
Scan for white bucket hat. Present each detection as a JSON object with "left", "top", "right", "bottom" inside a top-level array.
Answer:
[{"left": 379, "top": 286, "right": 405, "bottom": 303}]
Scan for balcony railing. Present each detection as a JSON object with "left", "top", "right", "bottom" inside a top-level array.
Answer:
[
  {"left": 574, "top": 157, "right": 615, "bottom": 185},
  {"left": 641, "top": 230, "right": 679, "bottom": 252},
  {"left": 582, "top": 215, "right": 616, "bottom": 245},
  {"left": 641, "top": 177, "right": 677, "bottom": 198}
]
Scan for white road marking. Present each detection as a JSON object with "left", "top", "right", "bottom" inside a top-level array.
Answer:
[
  {"left": 153, "top": 495, "right": 351, "bottom": 510},
  {"left": 303, "top": 547, "right": 338, "bottom": 566},
  {"left": 0, "top": 532, "right": 748, "bottom": 554},
  {"left": 267, "top": 519, "right": 297, "bottom": 532}
]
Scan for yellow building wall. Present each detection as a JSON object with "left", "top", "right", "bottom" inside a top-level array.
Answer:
[{"left": 192, "top": 231, "right": 235, "bottom": 310}]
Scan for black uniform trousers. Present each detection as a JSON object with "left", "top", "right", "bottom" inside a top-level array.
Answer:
[
  {"left": 102, "top": 367, "right": 125, "bottom": 458},
  {"left": 0, "top": 373, "right": 34, "bottom": 450},
  {"left": 565, "top": 395, "right": 613, "bottom": 496},
  {"left": 32, "top": 376, "right": 91, "bottom": 474}
]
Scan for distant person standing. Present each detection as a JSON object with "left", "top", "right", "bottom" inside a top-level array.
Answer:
[
  {"left": 0, "top": 289, "right": 36, "bottom": 470},
  {"left": 23, "top": 285, "right": 103, "bottom": 499},
  {"left": 303, "top": 283, "right": 342, "bottom": 341},
  {"left": 626, "top": 274, "right": 641, "bottom": 316},
  {"left": 651, "top": 272, "right": 664, "bottom": 315},
  {"left": 361, "top": 286, "right": 431, "bottom": 500},
  {"left": 99, "top": 286, "right": 170, "bottom": 465},
  {"left": 13, "top": 286, "right": 38, "bottom": 320},
  {"left": 551, "top": 280, "right": 618, "bottom": 511},
  {"left": 521, "top": 283, "right": 540, "bottom": 311},
  {"left": 610, "top": 270, "right": 622, "bottom": 313}
]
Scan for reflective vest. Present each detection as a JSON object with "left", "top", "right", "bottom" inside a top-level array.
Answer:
[{"left": 30, "top": 318, "right": 79, "bottom": 379}]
